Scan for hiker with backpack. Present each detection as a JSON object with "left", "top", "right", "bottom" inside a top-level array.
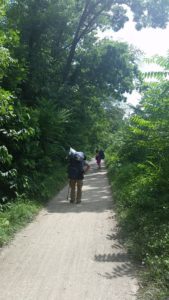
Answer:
[
  {"left": 95, "top": 149, "right": 101, "bottom": 169},
  {"left": 67, "top": 149, "right": 90, "bottom": 204},
  {"left": 95, "top": 149, "right": 105, "bottom": 169}
]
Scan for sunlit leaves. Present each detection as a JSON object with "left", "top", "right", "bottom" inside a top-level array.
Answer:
[
  {"left": 106, "top": 51, "right": 169, "bottom": 295},
  {"left": 144, "top": 54, "right": 169, "bottom": 80}
]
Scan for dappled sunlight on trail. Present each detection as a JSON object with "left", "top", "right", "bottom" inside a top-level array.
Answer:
[
  {"left": 47, "top": 161, "right": 112, "bottom": 214},
  {"left": 0, "top": 160, "right": 138, "bottom": 300}
]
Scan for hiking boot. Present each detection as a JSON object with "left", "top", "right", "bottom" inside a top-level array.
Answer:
[{"left": 76, "top": 200, "right": 81, "bottom": 204}]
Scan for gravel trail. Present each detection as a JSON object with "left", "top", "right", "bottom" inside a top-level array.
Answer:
[{"left": 0, "top": 160, "right": 138, "bottom": 300}]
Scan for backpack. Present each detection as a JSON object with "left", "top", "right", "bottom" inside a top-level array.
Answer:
[
  {"left": 99, "top": 150, "right": 105, "bottom": 159},
  {"left": 68, "top": 154, "right": 84, "bottom": 180}
]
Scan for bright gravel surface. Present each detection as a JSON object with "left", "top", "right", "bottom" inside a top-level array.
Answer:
[{"left": 0, "top": 160, "right": 138, "bottom": 300}]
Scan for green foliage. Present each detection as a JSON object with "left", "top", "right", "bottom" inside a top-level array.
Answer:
[
  {"left": 106, "top": 54, "right": 169, "bottom": 298},
  {"left": 75, "top": 40, "right": 139, "bottom": 99},
  {"left": 29, "top": 164, "right": 67, "bottom": 202},
  {"left": 144, "top": 54, "right": 169, "bottom": 79},
  {"left": 0, "top": 1, "right": 168, "bottom": 277},
  {"left": 0, "top": 198, "right": 41, "bottom": 246},
  {"left": 0, "top": 92, "right": 37, "bottom": 204}
]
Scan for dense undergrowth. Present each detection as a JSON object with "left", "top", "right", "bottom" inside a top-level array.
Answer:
[
  {"left": 106, "top": 79, "right": 169, "bottom": 299},
  {"left": 0, "top": 166, "right": 67, "bottom": 246},
  {"left": 0, "top": 199, "right": 41, "bottom": 246}
]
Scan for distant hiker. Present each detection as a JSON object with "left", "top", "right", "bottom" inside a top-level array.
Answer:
[
  {"left": 95, "top": 149, "right": 105, "bottom": 169},
  {"left": 67, "top": 149, "right": 90, "bottom": 204},
  {"left": 99, "top": 149, "right": 105, "bottom": 160},
  {"left": 95, "top": 149, "right": 101, "bottom": 169}
]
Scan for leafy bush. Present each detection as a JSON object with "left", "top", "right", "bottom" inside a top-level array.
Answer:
[
  {"left": 106, "top": 76, "right": 169, "bottom": 298},
  {"left": 0, "top": 198, "right": 41, "bottom": 246}
]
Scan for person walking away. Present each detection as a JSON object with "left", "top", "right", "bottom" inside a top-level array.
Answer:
[
  {"left": 99, "top": 149, "right": 105, "bottom": 160},
  {"left": 95, "top": 149, "right": 101, "bottom": 169},
  {"left": 68, "top": 153, "right": 90, "bottom": 204}
]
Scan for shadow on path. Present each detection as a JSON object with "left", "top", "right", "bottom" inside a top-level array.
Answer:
[
  {"left": 94, "top": 226, "right": 137, "bottom": 280},
  {"left": 46, "top": 160, "right": 138, "bottom": 284},
  {"left": 47, "top": 163, "right": 113, "bottom": 214}
]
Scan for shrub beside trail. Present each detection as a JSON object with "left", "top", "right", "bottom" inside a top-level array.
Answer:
[{"left": 106, "top": 83, "right": 169, "bottom": 299}]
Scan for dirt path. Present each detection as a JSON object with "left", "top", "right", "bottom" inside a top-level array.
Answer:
[{"left": 0, "top": 160, "right": 138, "bottom": 300}]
